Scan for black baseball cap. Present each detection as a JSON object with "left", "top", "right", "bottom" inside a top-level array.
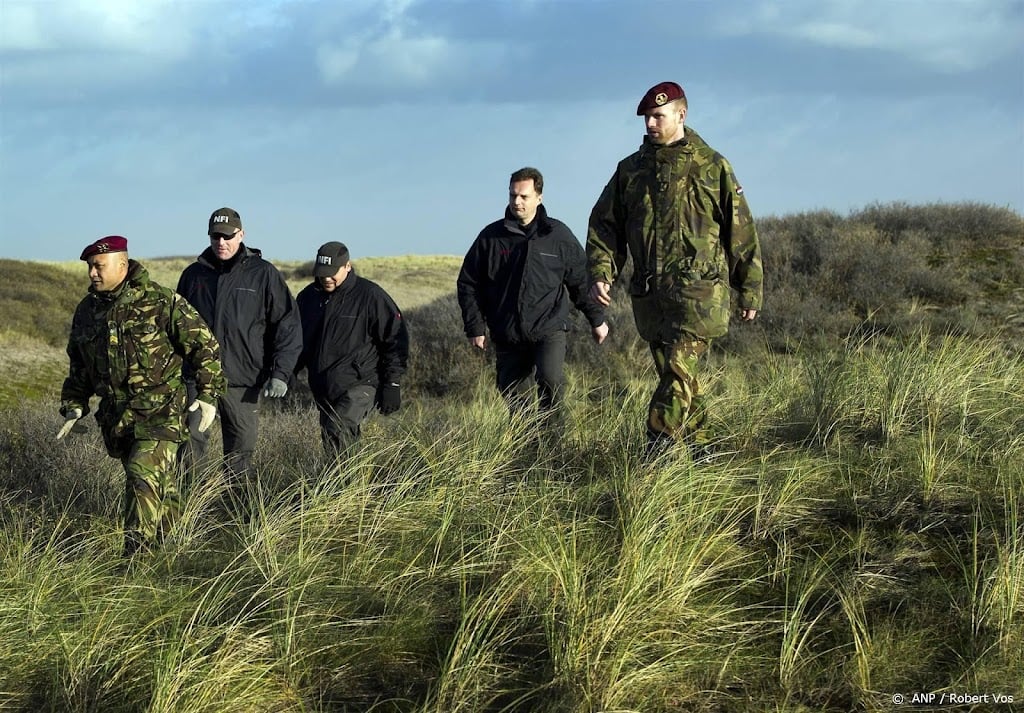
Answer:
[
  {"left": 208, "top": 207, "right": 243, "bottom": 236},
  {"left": 314, "top": 241, "right": 350, "bottom": 277}
]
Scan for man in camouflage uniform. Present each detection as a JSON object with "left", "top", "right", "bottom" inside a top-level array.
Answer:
[
  {"left": 58, "top": 236, "right": 225, "bottom": 556},
  {"left": 586, "top": 81, "right": 763, "bottom": 455}
]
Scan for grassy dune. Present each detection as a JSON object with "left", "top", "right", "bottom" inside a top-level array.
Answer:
[
  {"left": 0, "top": 335, "right": 1021, "bottom": 711},
  {"left": 1, "top": 202, "right": 1022, "bottom": 710},
  {"left": 40, "top": 254, "right": 463, "bottom": 312}
]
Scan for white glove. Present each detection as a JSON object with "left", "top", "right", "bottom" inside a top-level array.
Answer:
[
  {"left": 188, "top": 399, "right": 217, "bottom": 433},
  {"left": 56, "top": 408, "right": 83, "bottom": 440}
]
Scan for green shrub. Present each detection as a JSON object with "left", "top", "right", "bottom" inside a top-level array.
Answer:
[{"left": 756, "top": 202, "right": 1024, "bottom": 349}]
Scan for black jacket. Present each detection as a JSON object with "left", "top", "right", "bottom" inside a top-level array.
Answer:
[
  {"left": 457, "top": 205, "right": 605, "bottom": 344},
  {"left": 177, "top": 244, "right": 303, "bottom": 388},
  {"left": 296, "top": 273, "right": 409, "bottom": 402}
]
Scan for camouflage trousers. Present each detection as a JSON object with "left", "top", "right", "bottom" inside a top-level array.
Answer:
[
  {"left": 118, "top": 439, "right": 181, "bottom": 555},
  {"left": 647, "top": 337, "right": 711, "bottom": 443}
]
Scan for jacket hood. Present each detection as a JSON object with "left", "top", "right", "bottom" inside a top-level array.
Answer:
[{"left": 126, "top": 258, "right": 150, "bottom": 286}]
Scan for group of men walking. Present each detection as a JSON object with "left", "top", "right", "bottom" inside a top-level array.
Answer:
[
  {"left": 56, "top": 81, "right": 763, "bottom": 556},
  {"left": 59, "top": 211, "right": 409, "bottom": 554}
]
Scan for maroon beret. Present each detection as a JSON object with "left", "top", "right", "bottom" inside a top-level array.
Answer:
[
  {"left": 80, "top": 235, "right": 128, "bottom": 260},
  {"left": 636, "top": 81, "right": 686, "bottom": 115}
]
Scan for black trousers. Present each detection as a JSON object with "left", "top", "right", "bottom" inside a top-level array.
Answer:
[
  {"left": 315, "top": 384, "right": 377, "bottom": 458},
  {"left": 494, "top": 330, "right": 567, "bottom": 415},
  {"left": 183, "top": 383, "right": 261, "bottom": 486}
]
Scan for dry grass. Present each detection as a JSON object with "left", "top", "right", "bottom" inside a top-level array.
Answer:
[
  {"left": 0, "top": 331, "right": 65, "bottom": 407},
  {"left": 1, "top": 332, "right": 1021, "bottom": 711}
]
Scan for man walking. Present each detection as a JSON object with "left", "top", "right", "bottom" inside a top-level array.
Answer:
[
  {"left": 458, "top": 167, "right": 608, "bottom": 424},
  {"left": 586, "top": 81, "right": 763, "bottom": 455},
  {"left": 296, "top": 241, "right": 409, "bottom": 458},
  {"left": 176, "top": 207, "right": 303, "bottom": 488},
  {"left": 58, "top": 236, "right": 225, "bottom": 555}
]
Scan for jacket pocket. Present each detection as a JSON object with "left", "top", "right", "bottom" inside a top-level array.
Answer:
[
  {"left": 663, "top": 277, "right": 731, "bottom": 339},
  {"left": 535, "top": 251, "right": 566, "bottom": 292},
  {"left": 128, "top": 388, "right": 184, "bottom": 441},
  {"left": 121, "top": 319, "right": 160, "bottom": 372},
  {"left": 630, "top": 276, "right": 731, "bottom": 342}
]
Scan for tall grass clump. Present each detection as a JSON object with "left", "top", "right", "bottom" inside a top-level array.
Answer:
[
  {"left": 2, "top": 336, "right": 1023, "bottom": 710},
  {"left": 2, "top": 202, "right": 1023, "bottom": 710},
  {"left": 13, "top": 329, "right": 1024, "bottom": 707}
]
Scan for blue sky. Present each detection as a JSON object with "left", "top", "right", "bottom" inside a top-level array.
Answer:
[{"left": 2, "top": 0, "right": 1022, "bottom": 262}]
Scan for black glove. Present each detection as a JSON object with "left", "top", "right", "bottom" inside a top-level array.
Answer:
[{"left": 378, "top": 383, "right": 401, "bottom": 415}]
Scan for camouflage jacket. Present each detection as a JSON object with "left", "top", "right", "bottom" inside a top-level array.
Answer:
[
  {"left": 61, "top": 260, "right": 226, "bottom": 446},
  {"left": 586, "top": 127, "right": 763, "bottom": 342}
]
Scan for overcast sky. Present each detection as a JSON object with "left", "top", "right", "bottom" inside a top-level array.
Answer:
[{"left": 2, "top": 0, "right": 1022, "bottom": 262}]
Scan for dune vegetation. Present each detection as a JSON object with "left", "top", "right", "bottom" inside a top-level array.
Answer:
[{"left": 0, "top": 202, "right": 1021, "bottom": 711}]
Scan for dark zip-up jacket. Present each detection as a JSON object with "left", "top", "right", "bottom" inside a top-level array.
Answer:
[
  {"left": 296, "top": 273, "right": 409, "bottom": 403},
  {"left": 177, "top": 244, "right": 302, "bottom": 388},
  {"left": 457, "top": 204, "right": 605, "bottom": 345}
]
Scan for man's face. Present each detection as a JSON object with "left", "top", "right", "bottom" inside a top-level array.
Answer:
[
  {"left": 210, "top": 228, "right": 243, "bottom": 260},
  {"left": 87, "top": 253, "right": 128, "bottom": 292},
  {"left": 319, "top": 262, "right": 352, "bottom": 293},
  {"left": 508, "top": 179, "right": 542, "bottom": 226},
  {"left": 644, "top": 102, "right": 686, "bottom": 145}
]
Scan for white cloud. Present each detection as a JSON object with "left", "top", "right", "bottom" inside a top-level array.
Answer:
[
  {"left": 2, "top": 0, "right": 509, "bottom": 100},
  {"left": 723, "top": 0, "right": 1022, "bottom": 72},
  {"left": 312, "top": 0, "right": 509, "bottom": 87},
  {"left": 317, "top": 45, "right": 361, "bottom": 84},
  {"left": 788, "top": 21, "right": 878, "bottom": 50},
  {"left": 0, "top": 0, "right": 203, "bottom": 55},
  {"left": 0, "top": 3, "right": 45, "bottom": 51},
  {"left": 0, "top": 0, "right": 224, "bottom": 95},
  {"left": 370, "top": 30, "right": 453, "bottom": 83},
  {"left": 317, "top": 28, "right": 459, "bottom": 86}
]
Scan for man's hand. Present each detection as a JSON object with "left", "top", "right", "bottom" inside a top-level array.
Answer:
[
  {"left": 740, "top": 309, "right": 758, "bottom": 322},
  {"left": 188, "top": 399, "right": 217, "bottom": 433},
  {"left": 56, "top": 408, "right": 83, "bottom": 440},
  {"left": 469, "top": 335, "right": 486, "bottom": 350},
  {"left": 263, "top": 377, "right": 288, "bottom": 398},
  {"left": 592, "top": 322, "right": 609, "bottom": 345},
  {"left": 590, "top": 281, "right": 612, "bottom": 307},
  {"left": 378, "top": 383, "right": 401, "bottom": 415}
]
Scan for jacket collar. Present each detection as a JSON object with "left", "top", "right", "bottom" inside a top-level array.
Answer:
[
  {"left": 198, "top": 243, "right": 261, "bottom": 271},
  {"left": 312, "top": 271, "right": 359, "bottom": 298},
  {"left": 639, "top": 125, "right": 708, "bottom": 157},
  {"left": 502, "top": 203, "right": 552, "bottom": 237}
]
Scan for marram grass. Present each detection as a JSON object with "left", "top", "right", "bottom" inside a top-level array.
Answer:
[{"left": 1, "top": 333, "right": 1022, "bottom": 711}]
